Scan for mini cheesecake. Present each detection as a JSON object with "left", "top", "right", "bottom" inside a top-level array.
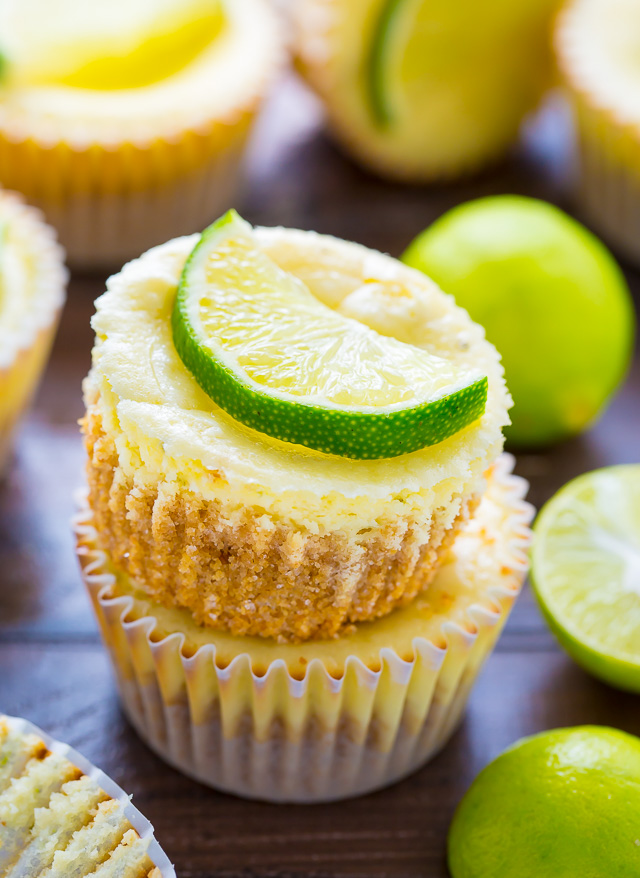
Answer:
[
  {"left": 82, "top": 224, "right": 510, "bottom": 642},
  {"left": 0, "top": 0, "right": 282, "bottom": 267}
]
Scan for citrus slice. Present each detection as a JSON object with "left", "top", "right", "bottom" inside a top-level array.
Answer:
[
  {"left": 1, "top": 0, "right": 225, "bottom": 90},
  {"left": 359, "top": 0, "right": 557, "bottom": 176},
  {"left": 531, "top": 465, "right": 640, "bottom": 692},
  {"left": 172, "top": 211, "right": 488, "bottom": 460}
]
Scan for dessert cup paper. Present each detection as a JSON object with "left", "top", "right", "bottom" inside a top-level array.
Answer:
[
  {"left": 75, "top": 454, "right": 533, "bottom": 803},
  {"left": 3, "top": 714, "right": 175, "bottom": 877}
]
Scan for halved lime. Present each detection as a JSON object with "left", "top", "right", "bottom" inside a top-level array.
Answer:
[
  {"left": 532, "top": 465, "right": 640, "bottom": 692},
  {"left": 172, "top": 211, "right": 488, "bottom": 460}
]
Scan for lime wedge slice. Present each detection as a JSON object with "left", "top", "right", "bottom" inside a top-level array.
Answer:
[
  {"left": 532, "top": 465, "right": 640, "bottom": 692},
  {"left": 172, "top": 211, "right": 488, "bottom": 459},
  {"left": 3, "top": 0, "right": 225, "bottom": 90}
]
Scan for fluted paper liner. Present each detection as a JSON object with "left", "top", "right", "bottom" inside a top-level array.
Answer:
[
  {"left": 75, "top": 454, "right": 533, "bottom": 803},
  {"left": 3, "top": 714, "right": 175, "bottom": 877},
  {"left": 556, "top": 2, "right": 640, "bottom": 265}
]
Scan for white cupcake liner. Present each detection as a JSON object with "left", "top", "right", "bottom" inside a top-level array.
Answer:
[
  {"left": 45, "top": 148, "right": 247, "bottom": 270},
  {"left": 74, "top": 454, "right": 533, "bottom": 803},
  {"left": 3, "top": 714, "right": 175, "bottom": 877}
]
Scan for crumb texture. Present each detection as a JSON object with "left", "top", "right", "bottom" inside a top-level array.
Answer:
[
  {"left": 84, "top": 405, "right": 475, "bottom": 643},
  {"left": 0, "top": 716, "right": 158, "bottom": 878}
]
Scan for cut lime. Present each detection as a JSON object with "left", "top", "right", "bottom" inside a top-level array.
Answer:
[
  {"left": 531, "top": 465, "right": 640, "bottom": 692},
  {"left": 172, "top": 211, "right": 488, "bottom": 460},
  {"left": 365, "top": 0, "right": 557, "bottom": 137}
]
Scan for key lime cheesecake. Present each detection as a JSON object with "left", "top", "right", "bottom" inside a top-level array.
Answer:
[
  {"left": 556, "top": 0, "right": 640, "bottom": 265},
  {"left": 77, "top": 213, "right": 533, "bottom": 801},
  {"left": 0, "top": 714, "right": 174, "bottom": 877},
  {"left": 0, "top": 189, "right": 66, "bottom": 472},
  {"left": 0, "top": 0, "right": 282, "bottom": 269},
  {"left": 293, "top": 0, "right": 559, "bottom": 181}
]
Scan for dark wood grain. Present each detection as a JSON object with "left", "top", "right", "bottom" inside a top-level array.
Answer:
[{"left": 0, "top": 77, "right": 639, "bottom": 878}]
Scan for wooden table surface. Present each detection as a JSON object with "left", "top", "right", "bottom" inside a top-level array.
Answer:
[{"left": 1, "top": 79, "right": 639, "bottom": 878}]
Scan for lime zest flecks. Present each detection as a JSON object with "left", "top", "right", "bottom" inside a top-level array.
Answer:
[{"left": 172, "top": 210, "right": 488, "bottom": 460}]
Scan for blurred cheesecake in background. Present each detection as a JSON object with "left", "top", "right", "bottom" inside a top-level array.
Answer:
[
  {"left": 293, "top": 0, "right": 559, "bottom": 181},
  {"left": 556, "top": 0, "right": 640, "bottom": 266},
  {"left": 0, "top": 0, "right": 283, "bottom": 269},
  {"left": 0, "top": 189, "right": 66, "bottom": 473}
]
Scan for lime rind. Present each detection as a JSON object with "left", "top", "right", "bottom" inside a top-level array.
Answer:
[
  {"left": 366, "top": 0, "right": 406, "bottom": 127},
  {"left": 531, "top": 465, "right": 640, "bottom": 693},
  {"left": 172, "top": 210, "right": 488, "bottom": 460}
]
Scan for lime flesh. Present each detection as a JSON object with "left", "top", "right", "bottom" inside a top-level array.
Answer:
[
  {"left": 449, "top": 726, "right": 640, "bottom": 878},
  {"left": 403, "top": 196, "right": 635, "bottom": 447},
  {"left": 2, "top": 0, "right": 225, "bottom": 90},
  {"left": 364, "top": 0, "right": 557, "bottom": 172},
  {"left": 531, "top": 465, "right": 640, "bottom": 692},
  {"left": 172, "top": 211, "right": 487, "bottom": 459}
]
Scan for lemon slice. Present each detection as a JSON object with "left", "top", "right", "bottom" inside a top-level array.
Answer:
[
  {"left": 532, "top": 465, "right": 640, "bottom": 692},
  {"left": 172, "top": 211, "right": 488, "bottom": 460},
  {"left": 1, "top": 0, "right": 225, "bottom": 90}
]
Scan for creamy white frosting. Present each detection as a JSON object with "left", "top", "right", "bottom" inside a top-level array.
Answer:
[{"left": 88, "top": 228, "right": 511, "bottom": 532}]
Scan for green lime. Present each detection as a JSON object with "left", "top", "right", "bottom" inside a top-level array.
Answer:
[
  {"left": 172, "top": 210, "right": 487, "bottom": 459},
  {"left": 448, "top": 726, "right": 640, "bottom": 878},
  {"left": 402, "top": 196, "right": 635, "bottom": 447},
  {"left": 362, "top": 0, "right": 557, "bottom": 172},
  {"left": 531, "top": 465, "right": 640, "bottom": 693}
]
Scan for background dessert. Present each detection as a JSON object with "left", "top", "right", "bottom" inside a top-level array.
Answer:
[
  {"left": 293, "top": 0, "right": 559, "bottom": 181},
  {"left": 0, "top": 0, "right": 283, "bottom": 268},
  {"left": 0, "top": 189, "right": 66, "bottom": 472}
]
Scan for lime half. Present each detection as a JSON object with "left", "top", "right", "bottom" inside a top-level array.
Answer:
[
  {"left": 532, "top": 465, "right": 640, "bottom": 692},
  {"left": 172, "top": 211, "right": 488, "bottom": 460}
]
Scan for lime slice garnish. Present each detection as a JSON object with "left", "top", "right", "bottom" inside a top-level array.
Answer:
[
  {"left": 172, "top": 211, "right": 488, "bottom": 460},
  {"left": 3, "top": 0, "right": 225, "bottom": 90},
  {"left": 532, "top": 465, "right": 640, "bottom": 692}
]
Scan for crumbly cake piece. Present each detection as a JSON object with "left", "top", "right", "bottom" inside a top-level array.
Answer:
[{"left": 0, "top": 717, "right": 159, "bottom": 878}]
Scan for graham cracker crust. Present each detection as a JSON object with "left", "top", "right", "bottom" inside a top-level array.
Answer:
[{"left": 83, "top": 406, "right": 477, "bottom": 643}]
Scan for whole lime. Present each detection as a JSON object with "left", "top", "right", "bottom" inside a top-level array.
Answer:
[
  {"left": 402, "top": 196, "right": 635, "bottom": 446},
  {"left": 448, "top": 726, "right": 640, "bottom": 878}
]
